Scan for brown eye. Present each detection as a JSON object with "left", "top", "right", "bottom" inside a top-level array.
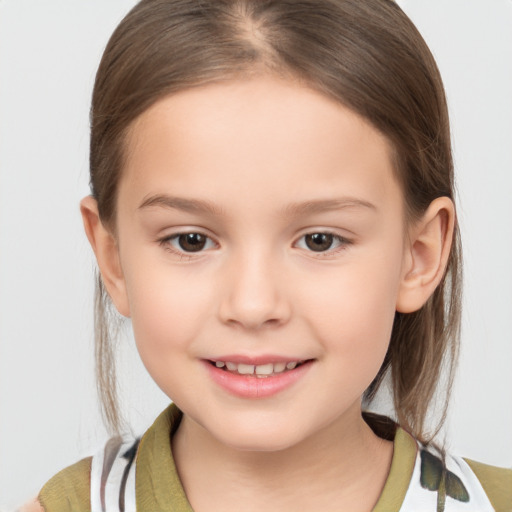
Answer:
[
  {"left": 161, "top": 232, "right": 216, "bottom": 256},
  {"left": 304, "top": 233, "right": 335, "bottom": 252},
  {"left": 177, "top": 233, "right": 207, "bottom": 252}
]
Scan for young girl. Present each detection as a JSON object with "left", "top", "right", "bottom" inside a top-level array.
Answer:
[{"left": 23, "top": 0, "right": 511, "bottom": 510}]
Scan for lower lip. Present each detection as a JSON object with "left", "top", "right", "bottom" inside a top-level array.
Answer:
[{"left": 203, "top": 360, "right": 313, "bottom": 399}]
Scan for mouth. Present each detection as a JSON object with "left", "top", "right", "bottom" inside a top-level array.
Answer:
[
  {"left": 204, "top": 358, "right": 314, "bottom": 398},
  {"left": 207, "top": 359, "right": 312, "bottom": 378}
]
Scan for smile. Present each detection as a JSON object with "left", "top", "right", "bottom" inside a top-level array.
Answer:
[
  {"left": 204, "top": 358, "right": 314, "bottom": 399},
  {"left": 210, "top": 360, "right": 306, "bottom": 378}
]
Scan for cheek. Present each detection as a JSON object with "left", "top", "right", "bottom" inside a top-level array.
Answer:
[
  {"left": 124, "top": 262, "right": 211, "bottom": 363},
  {"left": 299, "top": 250, "right": 403, "bottom": 362}
]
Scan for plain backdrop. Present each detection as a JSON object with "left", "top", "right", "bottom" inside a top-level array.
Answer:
[{"left": 1, "top": 0, "right": 511, "bottom": 508}]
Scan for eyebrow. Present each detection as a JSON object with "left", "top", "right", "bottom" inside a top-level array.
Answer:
[
  {"left": 138, "top": 194, "right": 376, "bottom": 217},
  {"left": 284, "top": 198, "right": 376, "bottom": 216},
  {"left": 138, "top": 195, "right": 225, "bottom": 216}
]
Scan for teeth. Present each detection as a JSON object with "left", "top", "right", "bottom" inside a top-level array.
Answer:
[
  {"left": 238, "top": 363, "right": 255, "bottom": 375},
  {"left": 213, "top": 360, "right": 303, "bottom": 375},
  {"left": 255, "top": 363, "right": 273, "bottom": 375},
  {"left": 273, "top": 362, "right": 286, "bottom": 373}
]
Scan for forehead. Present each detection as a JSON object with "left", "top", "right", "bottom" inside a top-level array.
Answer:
[{"left": 119, "top": 76, "right": 401, "bottom": 216}]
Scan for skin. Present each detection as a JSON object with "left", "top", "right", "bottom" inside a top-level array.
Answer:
[
  {"left": 19, "top": 500, "right": 42, "bottom": 512},
  {"left": 39, "top": 75, "right": 453, "bottom": 512}
]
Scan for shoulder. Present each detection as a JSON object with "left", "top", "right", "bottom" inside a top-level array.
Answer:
[
  {"left": 415, "top": 447, "right": 512, "bottom": 512},
  {"left": 464, "top": 458, "right": 512, "bottom": 512},
  {"left": 37, "top": 456, "right": 92, "bottom": 512},
  {"left": 387, "top": 424, "right": 512, "bottom": 512},
  {"left": 34, "top": 404, "right": 180, "bottom": 512}
]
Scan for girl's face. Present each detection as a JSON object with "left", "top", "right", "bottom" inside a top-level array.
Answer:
[{"left": 114, "top": 76, "right": 410, "bottom": 451}]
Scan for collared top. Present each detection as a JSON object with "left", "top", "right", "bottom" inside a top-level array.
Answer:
[{"left": 39, "top": 404, "right": 512, "bottom": 512}]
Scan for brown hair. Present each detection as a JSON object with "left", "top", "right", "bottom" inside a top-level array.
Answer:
[{"left": 90, "top": 0, "right": 461, "bottom": 442}]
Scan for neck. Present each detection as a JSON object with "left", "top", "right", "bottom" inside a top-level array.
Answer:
[{"left": 172, "top": 404, "right": 394, "bottom": 512}]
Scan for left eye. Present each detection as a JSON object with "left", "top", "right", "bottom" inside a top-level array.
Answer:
[
  {"left": 166, "top": 233, "right": 216, "bottom": 253},
  {"left": 296, "top": 233, "right": 348, "bottom": 252}
]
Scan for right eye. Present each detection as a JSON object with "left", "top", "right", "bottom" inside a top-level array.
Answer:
[{"left": 161, "top": 232, "right": 216, "bottom": 253}]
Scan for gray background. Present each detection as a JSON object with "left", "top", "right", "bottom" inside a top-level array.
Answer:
[{"left": 1, "top": 0, "right": 511, "bottom": 507}]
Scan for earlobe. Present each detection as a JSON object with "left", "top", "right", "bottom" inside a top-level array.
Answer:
[
  {"left": 396, "top": 197, "right": 455, "bottom": 313},
  {"left": 80, "top": 196, "right": 131, "bottom": 317}
]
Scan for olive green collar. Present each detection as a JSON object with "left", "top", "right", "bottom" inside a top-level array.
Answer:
[
  {"left": 373, "top": 426, "right": 417, "bottom": 511},
  {"left": 135, "top": 404, "right": 194, "bottom": 511},
  {"left": 135, "top": 403, "right": 417, "bottom": 512}
]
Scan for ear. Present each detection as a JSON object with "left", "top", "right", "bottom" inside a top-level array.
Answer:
[
  {"left": 396, "top": 197, "right": 455, "bottom": 313},
  {"left": 80, "top": 196, "right": 131, "bottom": 317}
]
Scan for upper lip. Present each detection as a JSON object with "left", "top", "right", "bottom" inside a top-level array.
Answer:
[{"left": 205, "top": 354, "right": 311, "bottom": 365}]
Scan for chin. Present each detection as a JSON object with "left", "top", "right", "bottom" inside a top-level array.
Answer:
[{"left": 209, "top": 416, "right": 311, "bottom": 453}]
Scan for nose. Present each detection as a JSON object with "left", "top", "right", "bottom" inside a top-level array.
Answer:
[{"left": 218, "top": 249, "right": 291, "bottom": 330}]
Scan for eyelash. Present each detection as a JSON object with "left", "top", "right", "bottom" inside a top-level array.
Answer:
[{"left": 158, "top": 230, "right": 353, "bottom": 260}]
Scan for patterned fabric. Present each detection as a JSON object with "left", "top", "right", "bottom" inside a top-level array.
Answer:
[
  {"left": 401, "top": 447, "right": 495, "bottom": 511},
  {"left": 90, "top": 436, "right": 139, "bottom": 512}
]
